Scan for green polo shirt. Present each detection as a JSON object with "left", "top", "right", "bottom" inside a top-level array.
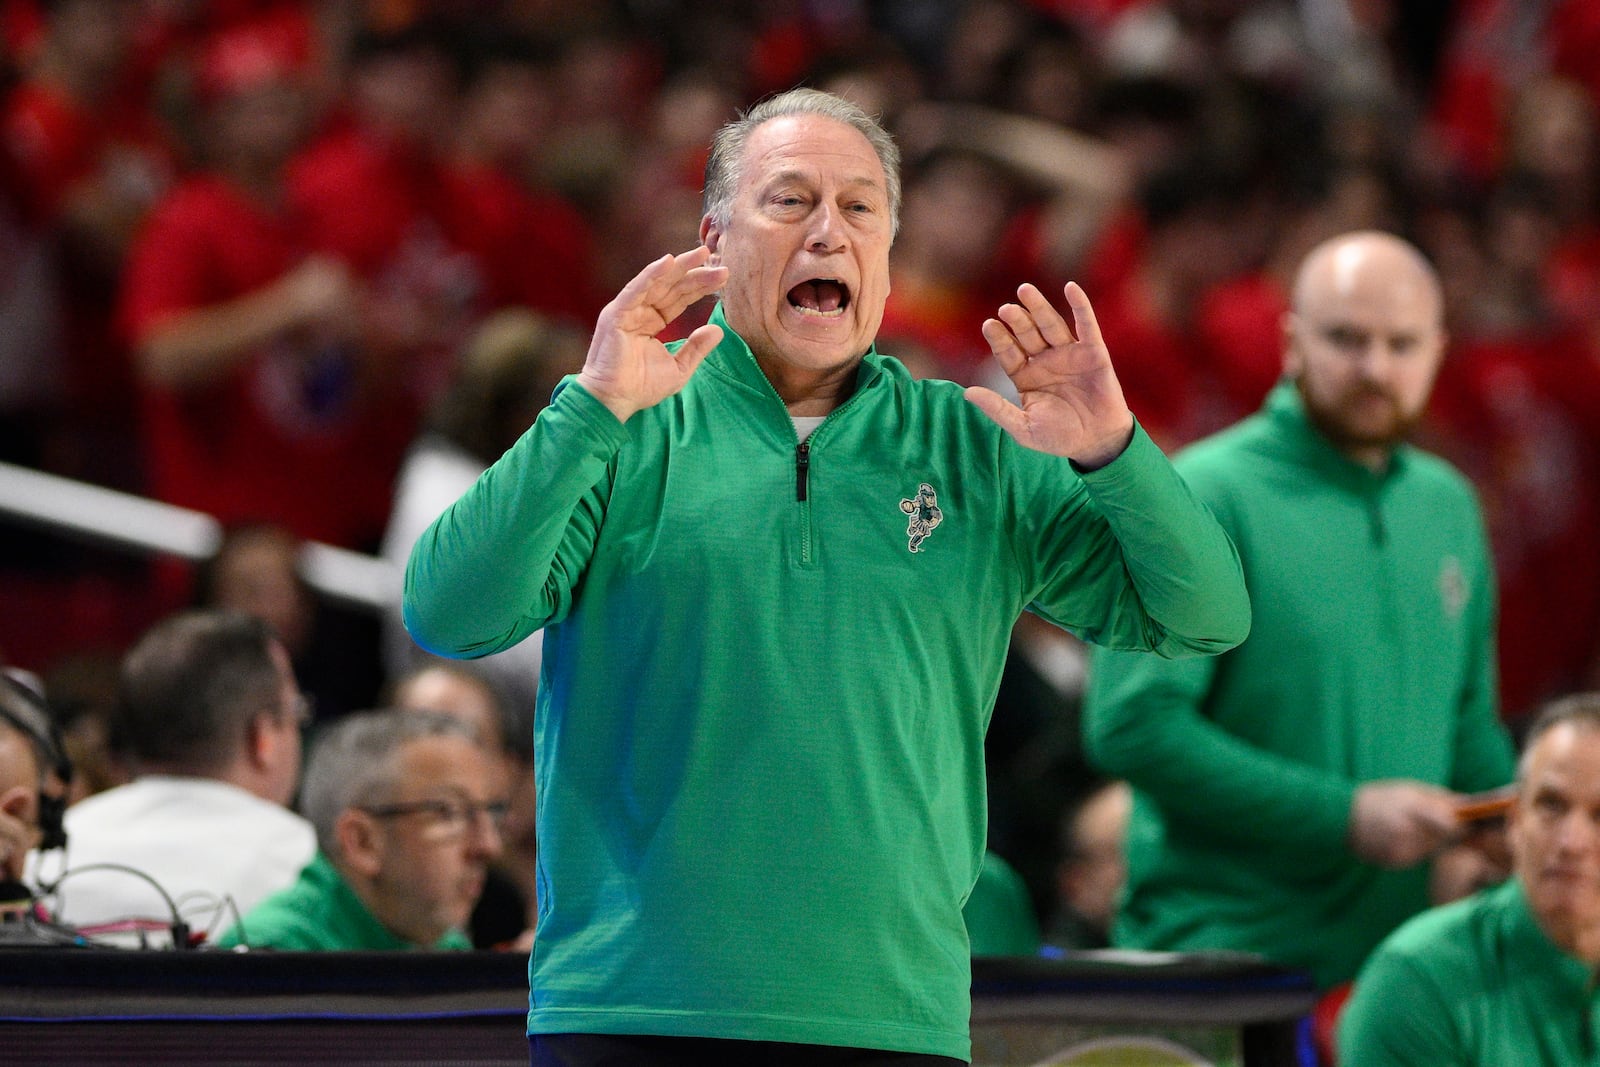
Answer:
[
  {"left": 1339, "top": 879, "right": 1600, "bottom": 1065},
  {"left": 217, "top": 852, "right": 473, "bottom": 951}
]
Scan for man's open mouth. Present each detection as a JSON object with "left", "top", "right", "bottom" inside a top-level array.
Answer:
[{"left": 787, "top": 278, "right": 851, "bottom": 317}]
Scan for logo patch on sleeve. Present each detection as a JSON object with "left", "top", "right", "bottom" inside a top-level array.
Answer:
[
  {"left": 1438, "top": 554, "right": 1467, "bottom": 618},
  {"left": 898, "top": 483, "right": 943, "bottom": 553}
]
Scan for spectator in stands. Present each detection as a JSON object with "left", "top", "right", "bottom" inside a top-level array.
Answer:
[
  {"left": 594, "top": 70, "right": 739, "bottom": 312},
  {"left": 41, "top": 610, "right": 314, "bottom": 944},
  {"left": 450, "top": 27, "right": 605, "bottom": 325},
  {"left": 1075, "top": 152, "right": 1258, "bottom": 450},
  {"left": 219, "top": 708, "right": 507, "bottom": 951},
  {"left": 287, "top": 18, "right": 514, "bottom": 421},
  {"left": 380, "top": 309, "right": 586, "bottom": 715},
  {"left": 197, "top": 523, "right": 384, "bottom": 722},
  {"left": 1418, "top": 172, "right": 1600, "bottom": 725},
  {"left": 119, "top": 17, "right": 416, "bottom": 552},
  {"left": 392, "top": 662, "right": 512, "bottom": 755},
  {"left": 40, "top": 651, "right": 126, "bottom": 804},
  {"left": 1, "top": 0, "right": 173, "bottom": 491},
  {"left": 1046, "top": 779, "right": 1130, "bottom": 951},
  {"left": 876, "top": 148, "right": 1027, "bottom": 381},
  {"left": 1084, "top": 231, "right": 1517, "bottom": 993},
  {"left": 390, "top": 660, "right": 539, "bottom": 949},
  {"left": 197, "top": 524, "right": 315, "bottom": 670},
  {"left": 881, "top": 99, "right": 1131, "bottom": 382},
  {"left": 1339, "top": 693, "right": 1600, "bottom": 1065}
]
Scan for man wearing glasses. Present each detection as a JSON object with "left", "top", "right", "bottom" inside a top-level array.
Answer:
[{"left": 219, "top": 708, "right": 508, "bottom": 950}]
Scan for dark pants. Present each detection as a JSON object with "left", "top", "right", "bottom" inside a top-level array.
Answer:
[{"left": 528, "top": 1034, "right": 968, "bottom": 1067}]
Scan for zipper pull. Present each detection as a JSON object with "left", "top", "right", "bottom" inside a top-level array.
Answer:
[{"left": 795, "top": 441, "right": 810, "bottom": 502}]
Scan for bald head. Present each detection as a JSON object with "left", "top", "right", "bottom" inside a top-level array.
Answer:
[
  {"left": 1290, "top": 230, "right": 1443, "bottom": 325},
  {"left": 1284, "top": 231, "right": 1447, "bottom": 471},
  {"left": 391, "top": 664, "right": 508, "bottom": 755}
]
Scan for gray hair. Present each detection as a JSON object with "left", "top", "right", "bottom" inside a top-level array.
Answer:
[
  {"left": 703, "top": 87, "right": 902, "bottom": 237},
  {"left": 1518, "top": 692, "right": 1600, "bottom": 782},
  {"left": 299, "top": 708, "right": 481, "bottom": 856}
]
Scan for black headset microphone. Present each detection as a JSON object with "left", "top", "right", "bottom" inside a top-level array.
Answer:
[{"left": 0, "top": 671, "right": 199, "bottom": 949}]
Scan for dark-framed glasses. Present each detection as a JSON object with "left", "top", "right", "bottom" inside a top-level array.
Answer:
[{"left": 359, "top": 797, "right": 509, "bottom": 838}]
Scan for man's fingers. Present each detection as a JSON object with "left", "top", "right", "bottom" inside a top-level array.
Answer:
[
  {"left": 674, "top": 323, "right": 724, "bottom": 378},
  {"left": 981, "top": 318, "right": 1027, "bottom": 376},
  {"left": 1415, "top": 804, "right": 1466, "bottom": 840},
  {"left": 996, "top": 302, "right": 1049, "bottom": 355},
  {"left": 964, "top": 385, "right": 1027, "bottom": 437},
  {"left": 1063, "top": 282, "right": 1105, "bottom": 348},
  {"left": 1016, "top": 283, "right": 1076, "bottom": 348},
  {"left": 614, "top": 252, "right": 677, "bottom": 309},
  {"left": 617, "top": 247, "right": 724, "bottom": 320},
  {"left": 669, "top": 262, "right": 730, "bottom": 310}
]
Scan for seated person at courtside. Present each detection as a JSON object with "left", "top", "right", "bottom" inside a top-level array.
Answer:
[
  {"left": 219, "top": 709, "right": 507, "bottom": 951},
  {"left": 1339, "top": 693, "right": 1600, "bottom": 1065}
]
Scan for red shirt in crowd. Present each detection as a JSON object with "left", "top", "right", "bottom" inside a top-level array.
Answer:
[
  {"left": 1424, "top": 328, "right": 1600, "bottom": 721},
  {"left": 121, "top": 174, "right": 414, "bottom": 549}
]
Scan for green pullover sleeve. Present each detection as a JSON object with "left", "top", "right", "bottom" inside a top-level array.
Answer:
[
  {"left": 1083, "top": 644, "right": 1358, "bottom": 856},
  {"left": 403, "top": 381, "right": 628, "bottom": 658},
  {"left": 1447, "top": 534, "right": 1517, "bottom": 794},
  {"left": 1018, "top": 423, "right": 1252, "bottom": 659}
]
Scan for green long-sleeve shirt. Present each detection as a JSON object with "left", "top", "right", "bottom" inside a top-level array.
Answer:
[
  {"left": 403, "top": 304, "right": 1249, "bottom": 1060},
  {"left": 1084, "top": 381, "right": 1515, "bottom": 989},
  {"left": 1338, "top": 879, "right": 1600, "bottom": 1065},
  {"left": 217, "top": 852, "right": 472, "bottom": 951}
]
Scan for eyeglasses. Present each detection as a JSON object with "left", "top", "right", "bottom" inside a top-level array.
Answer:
[
  {"left": 359, "top": 797, "right": 509, "bottom": 838},
  {"left": 263, "top": 693, "right": 314, "bottom": 731}
]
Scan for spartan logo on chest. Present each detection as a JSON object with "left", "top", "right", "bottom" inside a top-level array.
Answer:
[{"left": 898, "top": 483, "right": 943, "bottom": 553}]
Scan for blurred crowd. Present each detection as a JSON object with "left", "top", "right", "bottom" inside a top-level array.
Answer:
[{"left": 4, "top": 0, "right": 1600, "bottom": 943}]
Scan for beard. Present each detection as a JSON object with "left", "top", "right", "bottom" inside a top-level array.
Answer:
[{"left": 1298, "top": 380, "right": 1423, "bottom": 457}]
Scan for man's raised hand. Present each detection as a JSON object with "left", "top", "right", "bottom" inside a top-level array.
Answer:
[
  {"left": 965, "top": 282, "right": 1135, "bottom": 469},
  {"left": 577, "top": 246, "right": 729, "bottom": 423}
]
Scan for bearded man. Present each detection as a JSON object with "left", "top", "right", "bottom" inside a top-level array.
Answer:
[{"left": 1084, "top": 230, "right": 1517, "bottom": 991}]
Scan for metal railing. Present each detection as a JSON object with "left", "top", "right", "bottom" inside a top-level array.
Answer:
[{"left": 0, "top": 461, "right": 400, "bottom": 612}]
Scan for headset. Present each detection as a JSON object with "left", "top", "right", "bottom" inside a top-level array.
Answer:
[{"left": 0, "top": 669, "right": 74, "bottom": 852}]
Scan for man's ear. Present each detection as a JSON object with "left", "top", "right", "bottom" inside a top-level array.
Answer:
[
  {"left": 1280, "top": 310, "right": 1301, "bottom": 379},
  {"left": 0, "top": 785, "right": 37, "bottom": 827},
  {"left": 245, "top": 711, "right": 290, "bottom": 773},
  {"left": 245, "top": 713, "right": 273, "bottom": 769},
  {"left": 701, "top": 214, "right": 720, "bottom": 255},
  {"left": 335, "top": 809, "right": 385, "bottom": 880}
]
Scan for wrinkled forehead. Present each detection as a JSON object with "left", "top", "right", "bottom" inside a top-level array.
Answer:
[
  {"left": 1520, "top": 721, "right": 1600, "bottom": 792},
  {"left": 392, "top": 732, "right": 501, "bottom": 789},
  {"left": 738, "top": 114, "right": 888, "bottom": 196}
]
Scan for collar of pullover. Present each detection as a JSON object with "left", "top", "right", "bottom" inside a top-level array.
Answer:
[
  {"left": 1264, "top": 378, "right": 1411, "bottom": 494},
  {"left": 699, "top": 302, "right": 887, "bottom": 419},
  {"left": 1494, "top": 879, "right": 1597, "bottom": 1004}
]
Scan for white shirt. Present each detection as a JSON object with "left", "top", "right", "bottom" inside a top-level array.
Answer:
[
  {"left": 380, "top": 436, "right": 543, "bottom": 725},
  {"left": 34, "top": 776, "right": 315, "bottom": 943}
]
